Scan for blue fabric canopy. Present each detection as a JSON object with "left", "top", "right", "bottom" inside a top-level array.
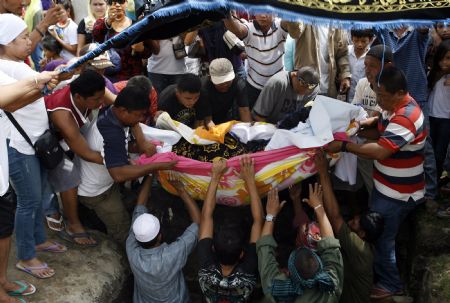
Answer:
[{"left": 64, "top": 0, "right": 449, "bottom": 72}]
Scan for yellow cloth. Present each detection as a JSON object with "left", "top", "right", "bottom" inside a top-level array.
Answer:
[{"left": 194, "top": 121, "right": 238, "bottom": 144}]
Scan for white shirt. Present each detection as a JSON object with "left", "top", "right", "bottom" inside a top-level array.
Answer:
[
  {"left": 147, "top": 38, "right": 187, "bottom": 75},
  {"left": 351, "top": 77, "right": 381, "bottom": 117},
  {"left": 243, "top": 18, "right": 287, "bottom": 90},
  {"left": 0, "top": 71, "right": 15, "bottom": 196},
  {"left": 0, "top": 59, "right": 49, "bottom": 155},
  {"left": 78, "top": 119, "right": 114, "bottom": 197},
  {"left": 429, "top": 75, "right": 450, "bottom": 119},
  {"left": 56, "top": 19, "right": 78, "bottom": 61},
  {"left": 348, "top": 45, "right": 368, "bottom": 102},
  {"left": 317, "top": 26, "right": 330, "bottom": 94}
]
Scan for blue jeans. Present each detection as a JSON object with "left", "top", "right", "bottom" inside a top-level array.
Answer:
[
  {"left": 418, "top": 102, "right": 438, "bottom": 199},
  {"left": 7, "top": 145, "right": 52, "bottom": 260},
  {"left": 148, "top": 73, "right": 184, "bottom": 95},
  {"left": 370, "top": 189, "right": 421, "bottom": 293}
]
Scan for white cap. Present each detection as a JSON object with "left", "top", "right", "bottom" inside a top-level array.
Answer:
[
  {"left": 132, "top": 213, "right": 160, "bottom": 243},
  {"left": 209, "top": 58, "right": 235, "bottom": 85},
  {"left": 0, "top": 14, "right": 27, "bottom": 45},
  {"left": 85, "top": 43, "right": 115, "bottom": 69}
]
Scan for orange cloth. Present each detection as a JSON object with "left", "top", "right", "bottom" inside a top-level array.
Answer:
[{"left": 194, "top": 121, "right": 238, "bottom": 144}]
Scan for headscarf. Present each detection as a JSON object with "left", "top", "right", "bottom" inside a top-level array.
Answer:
[
  {"left": 0, "top": 14, "right": 28, "bottom": 45},
  {"left": 271, "top": 247, "right": 335, "bottom": 302}
]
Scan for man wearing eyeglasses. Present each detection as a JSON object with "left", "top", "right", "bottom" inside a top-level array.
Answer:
[{"left": 252, "top": 66, "right": 320, "bottom": 124}]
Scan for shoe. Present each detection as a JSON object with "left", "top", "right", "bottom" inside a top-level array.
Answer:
[
  {"left": 45, "top": 215, "right": 64, "bottom": 232},
  {"left": 370, "top": 285, "right": 403, "bottom": 299},
  {"left": 58, "top": 229, "right": 98, "bottom": 247},
  {"left": 6, "top": 280, "right": 36, "bottom": 296},
  {"left": 16, "top": 262, "right": 55, "bottom": 279},
  {"left": 436, "top": 207, "right": 450, "bottom": 219},
  {"left": 36, "top": 240, "right": 67, "bottom": 253}
]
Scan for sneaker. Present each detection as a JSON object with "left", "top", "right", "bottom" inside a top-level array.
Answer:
[{"left": 370, "top": 285, "right": 403, "bottom": 300}]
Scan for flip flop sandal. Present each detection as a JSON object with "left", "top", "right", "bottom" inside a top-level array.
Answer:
[
  {"left": 16, "top": 263, "right": 55, "bottom": 279},
  {"left": 437, "top": 207, "right": 450, "bottom": 219},
  {"left": 36, "top": 241, "right": 67, "bottom": 253},
  {"left": 46, "top": 215, "right": 64, "bottom": 232},
  {"left": 6, "top": 280, "right": 36, "bottom": 296},
  {"left": 58, "top": 229, "right": 98, "bottom": 247}
]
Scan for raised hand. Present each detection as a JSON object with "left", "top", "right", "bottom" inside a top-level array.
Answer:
[
  {"left": 168, "top": 171, "right": 185, "bottom": 193},
  {"left": 303, "top": 183, "right": 323, "bottom": 209},
  {"left": 266, "top": 188, "right": 286, "bottom": 216},
  {"left": 239, "top": 154, "right": 255, "bottom": 182},
  {"left": 211, "top": 158, "right": 227, "bottom": 178}
]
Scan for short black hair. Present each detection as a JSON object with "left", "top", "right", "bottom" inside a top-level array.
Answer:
[
  {"left": 127, "top": 75, "right": 153, "bottom": 96},
  {"left": 213, "top": 227, "right": 245, "bottom": 266},
  {"left": 176, "top": 73, "right": 201, "bottom": 93},
  {"left": 350, "top": 28, "right": 375, "bottom": 38},
  {"left": 70, "top": 70, "right": 105, "bottom": 98},
  {"left": 42, "top": 35, "right": 62, "bottom": 54},
  {"left": 114, "top": 85, "right": 149, "bottom": 111},
  {"left": 366, "top": 45, "right": 394, "bottom": 63},
  {"left": 360, "top": 211, "right": 384, "bottom": 244},
  {"left": 376, "top": 66, "right": 408, "bottom": 94},
  {"left": 295, "top": 248, "right": 319, "bottom": 279}
]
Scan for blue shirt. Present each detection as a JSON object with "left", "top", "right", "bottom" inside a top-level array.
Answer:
[
  {"left": 126, "top": 205, "right": 199, "bottom": 303},
  {"left": 376, "top": 29, "right": 430, "bottom": 104},
  {"left": 96, "top": 106, "right": 129, "bottom": 169}
]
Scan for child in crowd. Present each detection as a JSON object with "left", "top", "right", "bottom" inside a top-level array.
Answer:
[
  {"left": 428, "top": 40, "right": 450, "bottom": 211},
  {"left": 48, "top": 0, "right": 78, "bottom": 61},
  {"left": 40, "top": 35, "right": 67, "bottom": 71},
  {"left": 348, "top": 28, "right": 374, "bottom": 102}
]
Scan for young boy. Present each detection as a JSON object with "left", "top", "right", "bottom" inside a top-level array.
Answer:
[{"left": 348, "top": 29, "right": 375, "bottom": 102}]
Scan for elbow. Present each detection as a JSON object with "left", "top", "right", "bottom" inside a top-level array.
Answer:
[{"left": 109, "top": 170, "right": 126, "bottom": 183}]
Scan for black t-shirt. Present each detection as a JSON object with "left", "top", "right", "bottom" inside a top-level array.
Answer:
[
  {"left": 202, "top": 77, "right": 249, "bottom": 124},
  {"left": 197, "top": 238, "right": 257, "bottom": 303},
  {"left": 158, "top": 84, "right": 210, "bottom": 128},
  {"left": 77, "top": 19, "right": 93, "bottom": 45}
]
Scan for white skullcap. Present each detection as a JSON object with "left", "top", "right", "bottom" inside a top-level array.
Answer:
[
  {"left": 0, "top": 14, "right": 27, "bottom": 45},
  {"left": 132, "top": 213, "right": 160, "bottom": 243}
]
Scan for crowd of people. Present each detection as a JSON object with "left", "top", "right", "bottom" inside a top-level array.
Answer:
[{"left": 0, "top": 0, "right": 449, "bottom": 302}]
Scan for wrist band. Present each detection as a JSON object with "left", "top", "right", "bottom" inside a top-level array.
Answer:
[
  {"left": 36, "top": 27, "right": 45, "bottom": 37},
  {"left": 34, "top": 76, "right": 39, "bottom": 88},
  {"left": 314, "top": 204, "right": 323, "bottom": 210},
  {"left": 341, "top": 141, "right": 348, "bottom": 152}
]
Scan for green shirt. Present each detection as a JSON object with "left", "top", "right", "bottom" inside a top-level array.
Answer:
[
  {"left": 256, "top": 235, "right": 344, "bottom": 303},
  {"left": 337, "top": 224, "right": 374, "bottom": 303}
]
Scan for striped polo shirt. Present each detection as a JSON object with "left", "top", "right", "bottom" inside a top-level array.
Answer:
[
  {"left": 374, "top": 94, "right": 426, "bottom": 202},
  {"left": 243, "top": 19, "right": 287, "bottom": 90}
]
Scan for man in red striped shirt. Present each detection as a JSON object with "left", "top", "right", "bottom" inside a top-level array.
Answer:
[{"left": 325, "top": 66, "right": 425, "bottom": 299}]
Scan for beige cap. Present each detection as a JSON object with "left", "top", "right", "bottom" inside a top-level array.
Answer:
[{"left": 209, "top": 58, "right": 235, "bottom": 85}]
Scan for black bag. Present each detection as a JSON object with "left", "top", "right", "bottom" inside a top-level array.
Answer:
[
  {"left": 5, "top": 112, "right": 64, "bottom": 170},
  {"left": 171, "top": 36, "right": 187, "bottom": 59}
]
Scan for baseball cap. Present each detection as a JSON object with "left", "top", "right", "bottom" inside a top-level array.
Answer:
[
  {"left": 209, "top": 58, "right": 235, "bottom": 85},
  {"left": 132, "top": 213, "right": 160, "bottom": 243},
  {"left": 82, "top": 43, "right": 115, "bottom": 69}
]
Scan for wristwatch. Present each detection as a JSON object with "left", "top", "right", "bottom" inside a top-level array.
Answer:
[{"left": 265, "top": 214, "right": 276, "bottom": 222}]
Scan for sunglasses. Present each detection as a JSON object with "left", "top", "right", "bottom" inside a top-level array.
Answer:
[
  {"left": 298, "top": 77, "right": 318, "bottom": 90},
  {"left": 108, "top": 0, "right": 125, "bottom": 5}
]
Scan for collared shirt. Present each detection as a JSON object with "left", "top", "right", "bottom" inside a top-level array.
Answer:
[
  {"left": 348, "top": 45, "right": 369, "bottom": 102},
  {"left": 126, "top": 205, "right": 199, "bottom": 303},
  {"left": 375, "top": 94, "right": 426, "bottom": 202},
  {"left": 242, "top": 18, "right": 287, "bottom": 90},
  {"left": 96, "top": 106, "right": 129, "bottom": 169}
]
